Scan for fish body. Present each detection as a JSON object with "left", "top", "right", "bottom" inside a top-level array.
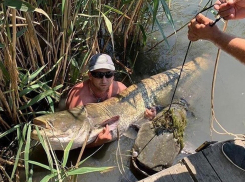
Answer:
[{"left": 31, "top": 60, "right": 204, "bottom": 150}]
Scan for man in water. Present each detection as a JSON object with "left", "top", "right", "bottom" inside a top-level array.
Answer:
[
  {"left": 66, "top": 53, "right": 156, "bottom": 147},
  {"left": 188, "top": 0, "right": 245, "bottom": 64}
]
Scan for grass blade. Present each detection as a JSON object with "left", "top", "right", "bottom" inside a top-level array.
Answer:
[
  {"left": 34, "top": 126, "right": 54, "bottom": 171},
  {"left": 11, "top": 125, "right": 27, "bottom": 179},
  {"left": 28, "top": 160, "right": 57, "bottom": 172},
  {"left": 160, "top": 0, "right": 175, "bottom": 33},
  {"left": 19, "top": 81, "right": 51, "bottom": 97},
  {"left": 147, "top": 2, "right": 170, "bottom": 48},
  {"left": 101, "top": 12, "right": 114, "bottom": 52},
  {"left": 62, "top": 139, "right": 74, "bottom": 168},
  {"left": 19, "top": 84, "right": 63, "bottom": 110},
  {"left": 24, "top": 124, "right": 32, "bottom": 180},
  {"left": 0, "top": 124, "right": 22, "bottom": 139},
  {"left": 153, "top": 0, "right": 159, "bottom": 28},
  {"left": 67, "top": 167, "right": 115, "bottom": 176}
]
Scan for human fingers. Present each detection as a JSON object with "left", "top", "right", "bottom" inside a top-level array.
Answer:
[
  {"left": 187, "top": 20, "right": 200, "bottom": 41},
  {"left": 100, "top": 125, "right": 112, "bottom": 140},
  {"left": 195, "top": 13, "right": 213, "bottom": 24}
]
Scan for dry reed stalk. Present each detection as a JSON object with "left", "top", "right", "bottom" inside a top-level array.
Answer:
[
  {"left": 123, "top": 0, "right": 143, "bottom": 61},
  {"left": 52, "top": 0, "right": 70, "bottom": 87},
  {"left": 25, "top": 13, "right": 45, "bottom": 66},
  {"left": 10, "top": 9, "right": 18, "bottom": 124},
  {"left": 24, "top": 33, "right": 36, "bottom": 70}
]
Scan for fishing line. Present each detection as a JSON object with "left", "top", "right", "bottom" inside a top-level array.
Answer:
[
  {"left": 138, "top": 2, "right": 222, "bottom": 157},
  {"left": 167, "top": 2, "right": 219, "bottom": 112},
  {"left": 167, "top": 41, "right": 192, "bottom": 112}
]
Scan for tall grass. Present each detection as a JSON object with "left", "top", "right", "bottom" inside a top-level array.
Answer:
[{"left": 0, "top": 0, "right": 175, "bottom": 180}]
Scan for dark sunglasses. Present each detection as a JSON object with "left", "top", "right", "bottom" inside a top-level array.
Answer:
[{"left": 90, "top": 71, "right": 114, "bottom": 79}]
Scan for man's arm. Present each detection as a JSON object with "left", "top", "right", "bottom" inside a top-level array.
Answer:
[
  {"left": 214, "top": 0, "right": 245, "bottom": 20},
  {"left": 188, "top": 13, "right": 245, "bottom": 64}
]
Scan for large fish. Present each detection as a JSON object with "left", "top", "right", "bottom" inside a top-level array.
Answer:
[{"left": 31, "top": 60, "right": 205, "bottom": 150}]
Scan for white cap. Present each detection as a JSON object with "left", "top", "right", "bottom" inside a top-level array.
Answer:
[{"left": 89, "top": 53, "right": 115, "bottom": 71}]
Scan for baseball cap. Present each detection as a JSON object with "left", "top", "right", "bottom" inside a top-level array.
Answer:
[{"left": 89, "top": 53, "right": 115, "bottom": 71}]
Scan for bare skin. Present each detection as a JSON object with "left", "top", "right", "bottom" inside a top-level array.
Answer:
[
  {"left": 66, "top": 69, "right": 156, "bottom": 147},
  {"left": 66, "top": 69, "right": 127, "bottom": 147},
  {"left": 188, "top": 0, "right": 245, "bottom": 64},
  {"left": 214, "top": 0, "right": 245, "bottom": 20}
]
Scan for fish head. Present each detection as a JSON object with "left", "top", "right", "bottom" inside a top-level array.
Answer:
[{"left": 31, "top": 106, "right": 91, "bottom": 150}]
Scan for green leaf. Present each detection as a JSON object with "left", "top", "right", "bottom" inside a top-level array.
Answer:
[
  {"left": 30, "top": 56, "right": 63, "bottom": 85},
  {"left": 160, "top": 0, "right": 175, "bottom": 33},
  {"left": 4, "top": 0, "right": 35, "bottom": 12},
  {"left": 40, "top": 173, "right": 57, "bottom": 182},
  {"left": 62, "top": 0, "right": 66, "bottom": 15},
  {"left": 78, "top": 145, "right": 104, "bottom": 166},
  {"left": 139, "top": 24, "right": 147, "bottom": 46},
  {"left": 19, "top": 81, "right": 51, "bottom": 97},
  {"left": 34, "top": 126, "right": 54, "bottom": 171},
  {"left": 62, "top": 139, "right": 74, "bottom": 168},
  {"left": 24, "top": 124, "right": 32, "bottom": 180},
  {"left": 28, "top": 160, "right": 57, "bottom": 172},
  {"left": 147, "top": 3, "right": 169, "bottom": 48},
  {"left": 0, "top": 124, "right": 22, "bottom": 139},
  {"left": 0, "top": 43, "right": 4, "bottom": 48},
  {"left": 46, "top": 96, "right": 54, "bottom": 113},
  {"left": 103, "top": 5, "right": 124, "bottom": 16},
  {"left": 19, "top": 84, "right": 62, "bottom": 110},
  {"left": 22, "top": 111, "right": 52, "bottom": 115},
  {"left": 67, "top": 167, "right": 115, "bottom": 176},
  {"left": 11, "top": 125, "right": 26, "bottom": 179},
  {"left": 101, "top": 12, "right": 114, "bottom": 52},
  {"left": 19, "top": 70, "right": 30, "bottom": 88},
  {"left": 29, "top": 65, "right": 46, "bottom": 82},
  {"left": 153, "top": 0, "right": 159, "bottom": 28},
  {"left": 17, "top": 27, "right": 27, "bottom": 38}
]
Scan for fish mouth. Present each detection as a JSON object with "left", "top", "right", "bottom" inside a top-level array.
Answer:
[
  {"left": 33, "top": 118, "right": 51, "bottom": 129},
  {"left": 31, "top": 127, "right": 69, "bottom": 140}
]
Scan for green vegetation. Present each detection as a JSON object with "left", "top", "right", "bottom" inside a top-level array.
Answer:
[
  {"left": 153, "top": 106, "right": 187, "bottom": 149},
  {"left": 0, "top": 0, "right": 175, "bottom": 181}
]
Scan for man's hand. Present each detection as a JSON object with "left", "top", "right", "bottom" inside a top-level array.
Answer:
[
  {"left": 214, "top": 0, "right": 245, "bottom": 20},
  {"left": 144, "top": 107, "right": 156, "bottom": 120},
  {"left": 87, "top": 125, "right": 112, "bottom": 147},
  {"left": 188, "top": 14, "right": 221, "bottom": 42}
]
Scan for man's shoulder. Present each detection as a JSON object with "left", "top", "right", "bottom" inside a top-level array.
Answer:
[
  {"left": 68, "top": 80, "right": 88, "bottom": 94},
  {"left": 112, "top": 81, "right": 127, "bottom": 91}
]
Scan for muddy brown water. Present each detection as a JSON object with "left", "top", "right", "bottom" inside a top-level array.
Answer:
[{"left": 26, "top": 0, "right": 245, "bottom": 181}]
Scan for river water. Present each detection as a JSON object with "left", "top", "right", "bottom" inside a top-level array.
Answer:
[{"left": 29, "top": 0, "right": 245, "bottom": 181}]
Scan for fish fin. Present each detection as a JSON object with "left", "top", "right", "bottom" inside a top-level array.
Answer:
[
  {"left": 101, "top": 115, "right": 120, "bottom": 131},
  {"left": 101, "top": 115, "right": 120, "bottom": 126}
]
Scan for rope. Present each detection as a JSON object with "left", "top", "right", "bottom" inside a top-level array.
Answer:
[{"left": 210, "top": 20, "right": 245, "bottom": 139}]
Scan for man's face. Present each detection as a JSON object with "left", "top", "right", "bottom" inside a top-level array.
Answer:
[{"left": 88, "top": 69, "right": 114, "bottom": 92}]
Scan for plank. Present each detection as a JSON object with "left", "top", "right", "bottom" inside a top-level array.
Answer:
[
  {"left": 169, "top": 163, "right": 194, "bottom": 182},
  {"left": 203, "top": 141, "right": 245, "bottom": 182},
  {"left": 183, "top": 152, "right": 221, "bottom": 182},
  {"left": 139, "top": 163, "right": 193, "bottom": 182}
]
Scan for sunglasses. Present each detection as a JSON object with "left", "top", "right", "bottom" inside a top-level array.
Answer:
[{"left": 90, "top": 71, "right": 114, "bottom": 79}]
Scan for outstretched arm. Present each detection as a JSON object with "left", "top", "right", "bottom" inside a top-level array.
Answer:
[{"left": 188, "top": 13, "right": 245, "bottom": 64}]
